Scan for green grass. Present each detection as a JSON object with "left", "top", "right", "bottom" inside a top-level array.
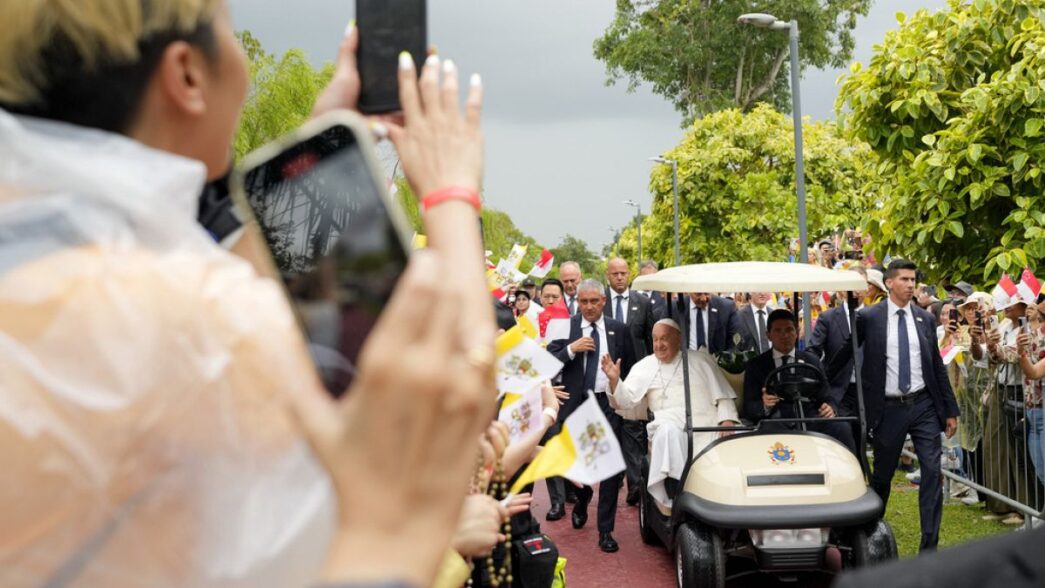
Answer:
[{"left": 884, "top": 471, "right": 1013, "bottom": 557}]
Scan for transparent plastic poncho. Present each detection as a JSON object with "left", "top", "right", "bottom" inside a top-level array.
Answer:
[{"left": 0, "top": 111, "right": 335, "bottom": 588}]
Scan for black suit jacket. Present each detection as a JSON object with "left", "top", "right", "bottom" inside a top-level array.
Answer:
[
  {"left": 547, "top": 315, "right": 635, "bottom": 418},
  {"left": 742, "top": 349, "right": 823, "bottom": 422},
  {"left": 826, "top": 301, "right": 960, "bottom": 430},
  {"left": 681, "top": 296, "right": 738, "bottom": 355},
  {"left": 646, "top": 291, "right": 667, "bottom": 321},
  {"left": 736, "top": 304, "right": 771, "bottom": 354},
  {"left": 808, "top": 304, "right": 856, "bottom": 411},
  {"left": 603, "top": 289, "right": 655, "bottom": 360}
]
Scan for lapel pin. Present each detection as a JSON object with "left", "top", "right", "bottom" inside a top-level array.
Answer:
[
  {"left": 711, "top": 308, "right": 718, "bottom": 313},
  {"left": 608, "top": 331, "right": 616, "bottom": 336}
]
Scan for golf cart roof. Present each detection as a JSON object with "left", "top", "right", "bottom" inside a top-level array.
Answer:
[{"left": 632, "top": 261, "right": 867, "bottom": 294}]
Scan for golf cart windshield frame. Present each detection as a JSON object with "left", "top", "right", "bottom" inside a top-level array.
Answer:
[{"left": 633, "top": 262, "right": 870, "bottom": 486}]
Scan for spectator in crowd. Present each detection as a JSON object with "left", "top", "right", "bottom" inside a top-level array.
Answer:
[
  {"left": 603, "top": 257, "right": 656, "bottom": 506},
  {"left": 945, "top": 281, "right": 975, "bottom": 303},
  {"left": 546, "top": 279, "right": 635, "bottom": 553},
  {"left": 602, "top": 319, "right": 738, "bottom": 507},
  {"left": 916, "top": 284, "right": 938, "bottom": 309},
  {"left": 0, "top": 2, "right": 500, "bottom": 586},
  {"left": 743, "top": 309, "right": 856, "bottom": 454},
  {"left": 684, "top": 292, "right": 739, "bottom": 354},
  {"left": 864, "top": 268, "right": 887, "bottom": 306},
  {"left": 982, "top": 294, "right": 1035, "bottom": 524},
  {"left": 559, "top": 261, "right": 582, "bottom": 316},
  {"left": 513, "top": 289, "right": 541, "bottom": 324},
  {"left": 818, "top": 239, "right": 839, "bottom": 269},
  {"left": 520, "top": 278, "right": 541, "bottom": 311},
  {"left": 539, "top": 278, "right": 565, "bottom": 310},
  {"left": 1016, "top": 302, "right": 1045, "bottom": 486}
]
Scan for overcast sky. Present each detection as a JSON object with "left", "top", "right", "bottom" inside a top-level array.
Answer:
[{"left": 230, "top": 0, "right": 948, "bottom": 253}]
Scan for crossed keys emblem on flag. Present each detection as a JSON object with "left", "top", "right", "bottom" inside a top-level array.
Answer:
[
  {"left": 509, "top": 402, "right": 534, "bottom": 437},
  {"left": 576, "top": 421, "right": 612, "bottom": 466},
  {"left": 506, "top": 356, "right": 539, "bottom": 378}
]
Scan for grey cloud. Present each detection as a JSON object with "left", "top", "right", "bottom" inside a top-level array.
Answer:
[{"left": 230, "top": 0, "right": 948, "bottom": 253}]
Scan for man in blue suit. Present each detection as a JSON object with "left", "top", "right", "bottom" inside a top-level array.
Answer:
[
  {"left": 547, "top": 279, "right": 635, "bottom": 553},
  {"left": 827, "top": 259, "right": 960, "bottom": 552},
  {"left": 808, "top": 266, "right": 869, "bottom": 418},
  {"left": 682, "top": 293, "right": 739, "bottom": 354}
]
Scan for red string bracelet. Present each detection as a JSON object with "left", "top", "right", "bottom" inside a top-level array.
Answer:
[{"left": 421, "top": 186, "right": 481, "bottom": 212}]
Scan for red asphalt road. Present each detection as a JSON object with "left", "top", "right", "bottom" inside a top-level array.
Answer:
[{"left": 530, "top": 482, "right": 675, "bottom": 588}]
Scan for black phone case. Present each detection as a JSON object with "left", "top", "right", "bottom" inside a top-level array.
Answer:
[{"left": 357, "top": 0, "right": 427, "bottom": 114}]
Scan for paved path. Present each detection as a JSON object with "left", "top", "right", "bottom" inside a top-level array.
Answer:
[{"left": 531, "top": 483, "right": 834, "bottom": 588}]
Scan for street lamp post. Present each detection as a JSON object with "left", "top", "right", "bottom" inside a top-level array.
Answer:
[
  {"left": 738, "top": 12, "right": 811, "bottom": 342},
  {"left": 623, "top": 199, "right": 643, "bottom": 264},
  {"left": 649, "top": 156, "right": 680, "bottom": 266}
]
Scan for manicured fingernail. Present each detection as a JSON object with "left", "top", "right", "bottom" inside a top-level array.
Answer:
[
  {"left": 442, "top": 59, "right": 456, "bottom": 73},
  {"left": 369, "top": 120, "right": 388, "bottom": 139},
  {"left": 399, "top": 51, "right": 413, "bottom": 69},
  {"left": 425, "top": 53, "right": 440, "bottom": 67},
  {"left": 344, "top": 19, "right": 356, "bottom": 37},
  {"left": 470, "top": 73, "right": 482, "bottom": 87}
]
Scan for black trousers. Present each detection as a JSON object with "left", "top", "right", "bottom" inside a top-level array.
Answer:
[
  {"left": 574, "top": 393, "right": 625, "bottom": 533},
  {"left": 870, "top": 391, "right": 943, "bottom": 552},
  {"left": 542, "top": 417, "right": 567, "bottom": 506},
  {"left": 619, "top": 419, "right": 648, "bottom": 496}
]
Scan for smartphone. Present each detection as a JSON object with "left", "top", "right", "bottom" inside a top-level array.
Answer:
[
  {"left": 949, "top": 308, "right": 959, "bottom": 324},
  {"left": 357, "top": 0, "right": 427, "bottom": 114},
  {"left": 975, "top": 310, "right": 983, "bottom": 327},
  {"left": 233, "top": 111, "right": 413, "bottom": 397}
]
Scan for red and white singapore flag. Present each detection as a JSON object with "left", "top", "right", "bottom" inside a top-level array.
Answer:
[
  {"left": 1017, "top": 267, "right": 1042, "bottom": 304},
  {"left": 529, "top": 248, "right": 555, "bottom": 279}
]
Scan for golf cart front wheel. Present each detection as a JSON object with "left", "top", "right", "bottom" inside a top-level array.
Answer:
[
  {"left": 847, "top": 519, "right": 898, "bottom": 568},
  {"left": 675, "top": 521, "right": 725, "bottom": 588},
  {"left": 638, "top": 482, "right": 660, "bottom": 546}
]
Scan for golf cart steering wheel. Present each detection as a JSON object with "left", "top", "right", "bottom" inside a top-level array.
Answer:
[{"left": 763, "top": 361, "right": 827, "bottom": 406}]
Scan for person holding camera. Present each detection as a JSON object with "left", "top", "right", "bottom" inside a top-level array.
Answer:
[{"left": 0, "top": 1, "right": 502, "bottom": 587}]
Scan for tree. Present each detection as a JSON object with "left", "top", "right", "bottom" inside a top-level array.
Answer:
[
  {"left": 551, "top": 235, "right": 606, "bottom": 279},
  {"left": 616, "top": 104, "right": 874, "bottom": 266},
  {"left": 594, "top": 0, "right": 870, "bottom": 123},
  {"left": 235, "top": 31, "right": 333, "bottom": 158},
  {"left": 837, "top": 0, "right": 1045, "bottom": 284}
]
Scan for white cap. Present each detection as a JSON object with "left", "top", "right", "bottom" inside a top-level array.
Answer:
[{"left": 654, "top": 318, "right": 681, "bottom": 333}]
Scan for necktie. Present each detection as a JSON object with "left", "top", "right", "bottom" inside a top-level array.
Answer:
[
  {"left": 757, "top": 309, "right": 768, "bottom": 352},
  {"left": 615, "top": 295, "right": 625, "bottom": 322},
  {"left": 897, "top": 309, "right": 911, "bottom": 393},
  {"left": 696, "top": 307, "right": 707, "bottom": 349},
  {"left": 583, "top": 322, "right": 600, "bottom": 392},
  {"left": 568, "top": 297, "right": 576, "bottom": 316}
]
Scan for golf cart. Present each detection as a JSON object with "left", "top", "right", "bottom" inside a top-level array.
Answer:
[{"left": 630, "top": 262, "right": 897, "bottom": 587}]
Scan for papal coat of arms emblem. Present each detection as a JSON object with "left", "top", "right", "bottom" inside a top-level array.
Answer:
[
  {"left": 768, "top": 442, "right": 796, "bottom": 465},
  {"left": 577, "top": 421, "right": 611, "bottom": 466},
  {"left": 510, "top": 402, "right": 534, "bottom": 436},
  {"left": 505, "top": 355, "right": 539, "bottom": 379}
]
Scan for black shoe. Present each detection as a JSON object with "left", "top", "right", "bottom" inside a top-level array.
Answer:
[
  {"left": 626, "top": 489, "right": 640, "bottom": 506},
  {"left": 565, "top": 490, "right": 578, "bottom": 504},
  {"left": 599, "top": 533, "right": 619, "bottom": 553},
  {"left": 546, "top": 502, "right": 565, "bottom": 521},
  {"left": 571, "top": 498, "right": 589, "bottom": 529}
]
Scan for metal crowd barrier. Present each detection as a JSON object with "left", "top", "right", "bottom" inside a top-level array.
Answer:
[{"left": 899, "top": 373, "right": 1044, "bottom": 532}]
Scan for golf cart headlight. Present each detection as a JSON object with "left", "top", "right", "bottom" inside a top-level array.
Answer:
[{"left": 749, "top": 528, "right": 828, "bottom": 548}]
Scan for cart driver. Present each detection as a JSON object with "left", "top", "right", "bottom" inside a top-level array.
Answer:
[
  {"left": 742, "top": 309, "right": 857, "bottom": 454},
  {"left": 601, "top": 318, "right": 739, "bottom": 507}
]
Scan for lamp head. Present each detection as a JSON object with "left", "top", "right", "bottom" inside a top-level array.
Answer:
[{"left": 737, "top": 12, "right": 784, "bottom": 28}]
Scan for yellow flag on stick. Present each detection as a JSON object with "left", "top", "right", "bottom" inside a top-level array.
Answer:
[
  {"left": 511, "top": 392, "right": 625, "bottom": 494},
  {"left": 496, "top": 323, "right": 562, "bottom": 393}
]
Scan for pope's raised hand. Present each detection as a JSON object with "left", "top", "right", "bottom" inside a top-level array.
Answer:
[{"left": 600, "top": 354, "right": 621, "bottom": 384}]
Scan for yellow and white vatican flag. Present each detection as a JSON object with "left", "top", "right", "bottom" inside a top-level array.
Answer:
[
  {"left": 510, "top": 392, "right": 625, "bottom": 494},
  {"left": 498, "top": 384, "right": 545, "bottom": 443},
  {"left": 496, "top": 322, "right": 563, "bottom": 393},
  {"left": 505, "top": 243, "right": 529, "bottom": 269}
]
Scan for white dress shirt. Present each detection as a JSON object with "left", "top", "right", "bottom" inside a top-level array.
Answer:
[
  {"left": 751, "top": 303, "right": 770, "bottom": 352},
  {"left": 689, "top": 303, "right": 712, "bottom": 350},
  {"left": 772, "top": 347, "right": 797, "bottom": 368},
  {"left": 610, "top": 288, "right": 631, "bottom": 323},
  {"left": 885, "top": 298, "right": 925, "bottom": 397},
  {"left": 565, "top": 294, "right": 579, "bottom": 316},
  {"left": 567, "top": 316, "right": 610, "bottom": 393}
]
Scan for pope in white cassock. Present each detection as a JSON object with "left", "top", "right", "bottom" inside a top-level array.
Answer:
[{"left": 600, "top": 318, "right": 739, "bottom": 506}]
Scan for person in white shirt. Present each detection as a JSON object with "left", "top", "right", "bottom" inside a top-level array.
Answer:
[{"left": 601, "top": 319, "right": 738, "bottom": 507}]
